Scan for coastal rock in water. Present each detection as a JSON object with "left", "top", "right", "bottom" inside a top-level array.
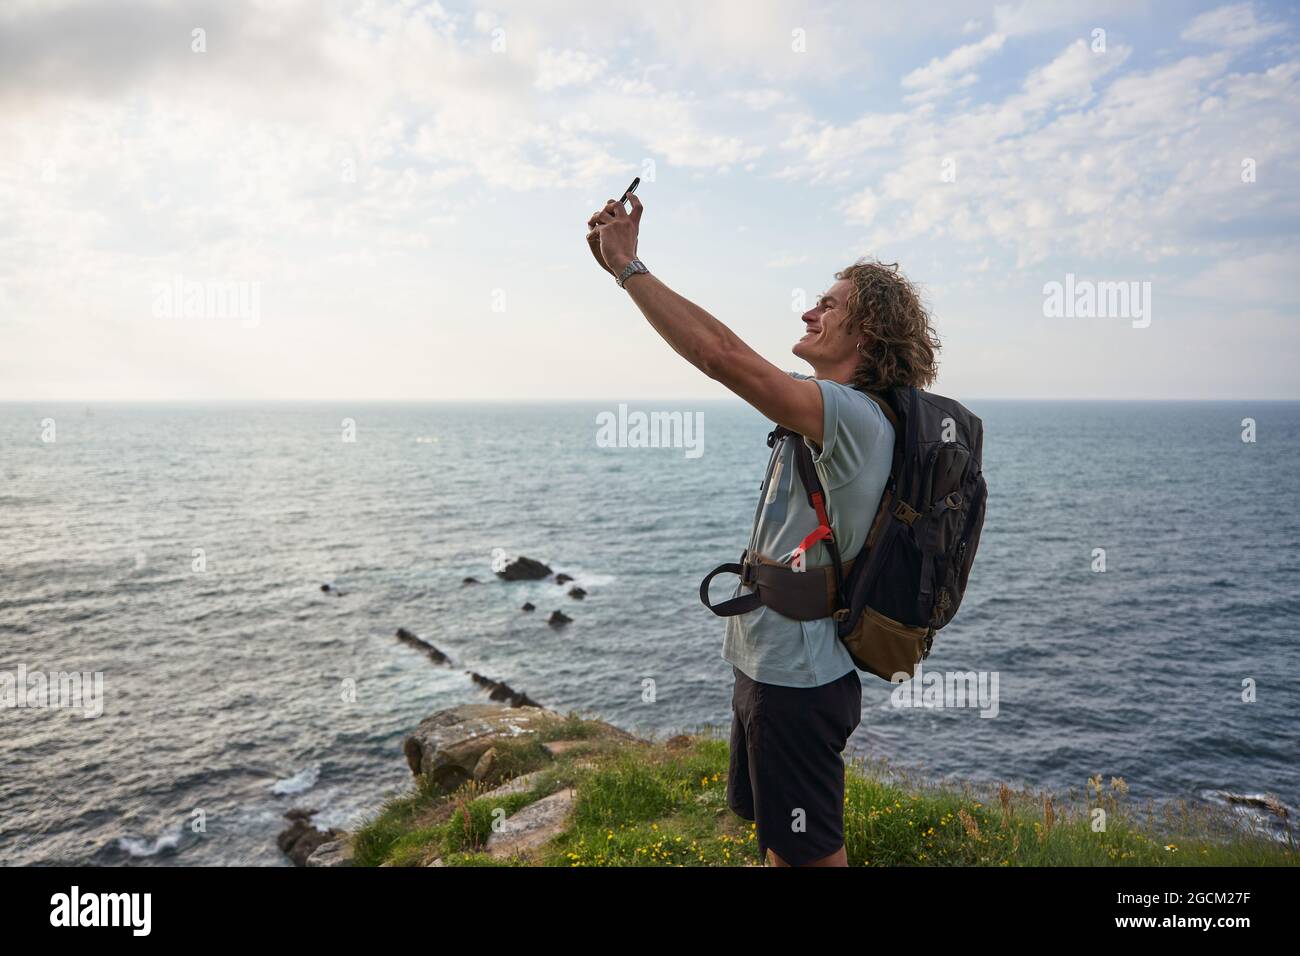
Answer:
[
  {"left": 496, "top": 556, "right": 553, "bottom": 581},
  {"left": 521, "top": 602, "right": 535, "bottom": 612},
  {"left": 395, "top": 627, "right": 451, "bottom": 665},
  {"left": 468, "top": 671, "right": 542, "bottom": 709},
  {"left": 278, "top": 808, "right": 340, "bottom": 867},
  {"left": 567, "top": 587, "right": 586, "bottom": 600},
  {"left": 555, "top": 573, "right": 574, "bottom": 585},
  {"left": 320, "top": 583, "right": 332, "bottom": 592},
  {"left": 548, "top": 610, "right": 572, "bottom": 627},
  {"left": 462, "top": 576, "right": 481, "bottom": 586},
  {"left": 403, "top": 703, "right": 561, "bottom": 784}
]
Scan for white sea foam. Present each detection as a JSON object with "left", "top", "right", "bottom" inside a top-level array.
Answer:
[
  {"left": 117, "top": 827, "right": 183, "bottom": 858},
  {"left": 271, "top": 763, "right": 321, "bottom": 796}
]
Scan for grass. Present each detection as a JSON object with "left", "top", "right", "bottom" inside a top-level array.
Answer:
[{"left": 348, "top": 714, "right": 1297, "bottom": 867}]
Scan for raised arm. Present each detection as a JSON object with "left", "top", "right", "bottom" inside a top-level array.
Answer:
[{"left": 586, "top": 195, "right": 824, "bottom": 443}]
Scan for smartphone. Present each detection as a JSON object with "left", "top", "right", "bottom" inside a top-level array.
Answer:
[{"left": 619, "top": 176, "right": 640, "bottom": 207}]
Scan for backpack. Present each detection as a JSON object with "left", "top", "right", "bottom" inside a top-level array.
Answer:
[{"left": 700, "top": 384, "right": 987, "bottom": 682}]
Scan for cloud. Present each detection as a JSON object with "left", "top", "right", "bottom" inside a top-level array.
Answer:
[
  {"left": 1, "top": 0, "right": 1297, "bottom": 400},
  {"left": 993, "top": 0, "right": 1144, "bottom": 38},
  {"left": 1180, "top": 250, "right": 1300, "bottom": 302},
  {"left": 783, "top": 25, "right": 1299, "bottom": 272},
  {"left": 0, "top": 0, "right": 336, "bottom": 107},
  {"left": 1018, "top": 37, "right": 1125, "bottom": 112},
  {"left": 901, "top": 32, "right": 1006, "bottom": 103},
  {"left": 727, "top": 88, "right": 795, "bottom": 111},
  {"left": 534, "top": 47, "right": 607, "bottom": 91},
  {"left": 1181, "top": 2, "right": 1287, "bottom": 47}
]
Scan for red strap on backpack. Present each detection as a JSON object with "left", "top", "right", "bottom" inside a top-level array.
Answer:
[{"left": 795, "top": 491, "right": 834, "bottom": 557}]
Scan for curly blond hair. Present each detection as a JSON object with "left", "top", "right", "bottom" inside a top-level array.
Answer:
[{"left": 835, "top": 258, "right": 941, "bottom": 390}]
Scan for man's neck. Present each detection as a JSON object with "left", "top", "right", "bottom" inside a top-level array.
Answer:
[{"left": 809, "top": 359, "right": 858, "bottom": 385}]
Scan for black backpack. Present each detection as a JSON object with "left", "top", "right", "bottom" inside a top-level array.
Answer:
[{"left": 834, "top": 386, "right": 987, "bottom": 669}]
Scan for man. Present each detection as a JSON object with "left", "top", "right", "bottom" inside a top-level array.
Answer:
[{"left": 586, "top": 193, "right": 940, "bottom": 867}]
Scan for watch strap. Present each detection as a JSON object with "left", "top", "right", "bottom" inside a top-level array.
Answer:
[{"left": 616, "top": 258, "right": 649, "bottom": 288}]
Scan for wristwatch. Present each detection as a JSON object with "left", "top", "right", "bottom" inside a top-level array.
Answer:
[{"left": 616, "top": 257, "right": 649, "bottom": 288}]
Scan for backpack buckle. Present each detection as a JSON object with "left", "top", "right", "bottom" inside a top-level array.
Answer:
[
  {"left": 892, "top": 501, "right": 920, "bottom": 525},
  {"left": 740, "top": 560, "right": 757, "bottom": 587}
]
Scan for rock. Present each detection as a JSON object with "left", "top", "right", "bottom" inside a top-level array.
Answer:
[
  {"left": 665, "top": 734, "right": 694, "bottom": 751},
  {"left": 567, "top": 587, "right": 587, "bottom": 600},
  {"left": 478, "top": 769, "right": 545, "bottom": 803},
  {"left": 521, "top": 602, "right": 535, "bottom": 612},
  {"left": 403, "top": 703, "right": 561, "bottom": 783},
  {"left": 468, "top": 672, "right": 543, "bottom": 709},
  {"left": 427, "top": 858, "right": 446, "bottom": 867},
  {"left": 547, "top": 610, "right": 572, "bottom": 627},
  {"left": 495, "top": 556, "right": 553, "bottom": 581},
  {"left": 277, "top": 809, "right": 340, "bottom": 867},
  {"left": 395, "top": 627, "right": 451, "bottom": 665},
  {"left": 306, "top": 838, "right": 354, "bottom": 868},
  {"left": 320, "top": 583, "right": 332, "bottom": 592},
  {"left": 462, "top": 576, "right": 480, "bottom": 586},
  {"left": 473, "top": 747, "right": 499, "bottom": 782},
  {"left": 486, "top": 788, "right": 577, "bottom": 859},
  {"left": 555, "top": 573, "right": 574, "bottom": 585}
]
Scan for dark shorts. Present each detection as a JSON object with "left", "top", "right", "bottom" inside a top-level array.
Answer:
[{"left": 727, "top": 664, "right": 863, "bottom": 866}]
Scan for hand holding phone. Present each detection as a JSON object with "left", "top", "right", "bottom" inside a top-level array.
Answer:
[
  {"left": 587, "top": 177, "right": 643, "bottom": 277},
  {"left": 619, "top": 176, "right": 640, "bottom": 208}
]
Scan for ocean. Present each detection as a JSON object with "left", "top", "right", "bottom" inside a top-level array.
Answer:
[{"left": 1, "top": 400, "right": 1297, "bottom": 865}]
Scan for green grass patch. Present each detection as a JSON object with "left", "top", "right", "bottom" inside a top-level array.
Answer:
[{"left": 349, "top": 721, "right": 1297, "bottom": 867}]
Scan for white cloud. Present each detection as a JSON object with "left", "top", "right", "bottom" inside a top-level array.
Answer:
[
  {"left": 1182, "top": 2, "right": 1286, "bottom": 47},
  {"left": 534, "top": 48, "right": 607, "bottom": 91},
  {"left": 780, "top": 30, "right": 1299, "bottom": 273},
  {"left": 0, "top": 0, "right": 1296, "bottom": 401},
  {"left": 993, "top": 0, "right": 1143, "bottom": 38},
  {"left": 902, "top": 32, "right": 1006, "bottom": 103},
  {"left": 728, "top": 88, "right": 794, "bottom": 111},
  {"left": 1017, "top": 38, "right": 1128, "bottom": 112}
]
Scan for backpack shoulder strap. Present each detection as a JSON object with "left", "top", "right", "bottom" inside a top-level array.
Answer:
[
  {"left": 773, "top": 426, "right": 847, "bottom": 612},
  {"left": 862, "top": 391, "right": 899, "bottom": 428},
  {"left": 857, "top": 385, "right": 908, "bottom": 501}
]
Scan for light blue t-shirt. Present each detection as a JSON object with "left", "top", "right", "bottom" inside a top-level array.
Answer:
[{"left": 722, "top": 376, "right": 895, "bottom": 688}]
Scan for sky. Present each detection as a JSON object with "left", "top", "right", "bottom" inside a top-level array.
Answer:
[{"left": 1, "top": 0, "right": 1298, "bottom": 401}]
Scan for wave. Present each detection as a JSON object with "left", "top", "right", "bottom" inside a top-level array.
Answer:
[
  {"left": 115, "top": 826, "right": 185, "bottom": 859},
  {"left": 271, "top": 763, "right": 321, "bottom": 796}
]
